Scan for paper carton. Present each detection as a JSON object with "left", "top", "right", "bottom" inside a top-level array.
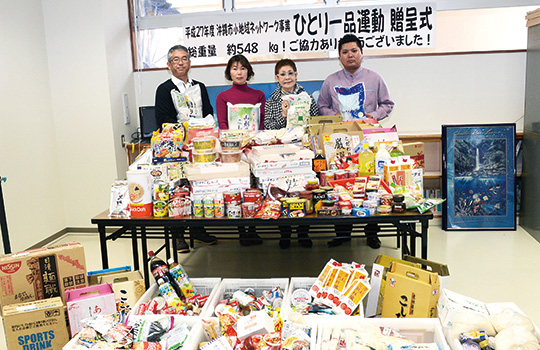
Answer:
[
  {"left": 0, "top": 242, "right": 87, "bottom": 309},
  {"left": 65, "top": 283, "right": 117, "bottom": 336},
  {"left": 2, "top": 297, "right": 70, "bottom": 350},
  {"left": 381, "top": 262, "right": 440, "bottom": 318},
  {"left": 236, "top": 310, "right": 275, "bottom": 341},
  {"left": 95, "top": 270, "right": 145, "bottom": 315},
  {"left": 185, "top": 161, "right": 250, "bottom": 181},
  {"left": 319, "top": 122, "right": 367, "bottom": 164}
]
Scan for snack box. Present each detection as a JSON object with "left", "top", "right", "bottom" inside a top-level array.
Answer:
[
  {"left": 445, "top": 302, "right": 540, "bottom": 350},
  {"left": 281, "top": 277, "right": 365, "bottom": 320},
  {"left": 205, "top": 278, "right": 290, "bottom": 318},
  {"left": 315, "top": 316, "right": 450, "bottom": 350},
  {"left": 63, "top": 315, "right": 204, "bottom": 350},
  {"left": 0, "top": 242, "right": 87, "bottom": 309},
  {"left": 127, "top": 277, "right": 221, "bottom": 322}
]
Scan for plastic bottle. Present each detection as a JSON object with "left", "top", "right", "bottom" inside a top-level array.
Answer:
[
  {"left": 168, "top": 258, "right": 198, "bottom": 299},
  {"left": 357, "top": 143, "right": 375, "bottom": 176},
  {"left": 149, "top": 251, "right": 181, "bottom": 296},
  {"left": 312, "top": 149, "right": 327, "bottom": 177},
  {"left": 389, "top": 141, "right": 404, "bottom": 158},
  {"left": 375, "top": 142, "right": 391, "bottom": 178},
  {"left": 157, "top": 277, "right": 183, "bottom": 311}
]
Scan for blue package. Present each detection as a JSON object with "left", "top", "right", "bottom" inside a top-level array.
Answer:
[{"left": 335, "top": 82, "right": 366, "bottom": 121}]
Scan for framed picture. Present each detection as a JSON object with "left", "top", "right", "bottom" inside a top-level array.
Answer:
[{"left": 442, "top": 124, "right": 516, "bottom": 230}]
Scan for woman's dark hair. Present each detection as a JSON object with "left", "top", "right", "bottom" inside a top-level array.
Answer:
[
  {"left": 274, "top": 59, "right": 297, "bottom": 75},
  {"left": 224, "top": 54, "right": 254, "bottom": 81},
  {"left": 338, "top": 34, "right": 363, "bottom": 54}
]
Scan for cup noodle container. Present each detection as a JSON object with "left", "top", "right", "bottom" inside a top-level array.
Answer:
[{"left": 127, "top": 169, "right": 153, "bottom": 217}]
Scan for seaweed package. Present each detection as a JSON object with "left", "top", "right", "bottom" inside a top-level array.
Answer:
[
  {"left": 282, "top": 92, "right": 311, "bottom": 128},
  {"left": 335, "top": 82, "right": 366, "bottom": 121}
]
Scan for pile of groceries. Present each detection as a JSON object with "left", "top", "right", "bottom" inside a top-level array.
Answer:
[{"left": 109, "top": 120, "right": 444, "bottom": 220}]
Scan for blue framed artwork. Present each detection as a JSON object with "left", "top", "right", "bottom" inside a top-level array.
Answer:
[{"left": 442, "top": 124, "right": 516, "bottom": 230}]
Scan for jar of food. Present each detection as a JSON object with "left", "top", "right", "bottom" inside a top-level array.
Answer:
[
  {"left": 392, "top": 194, "right": 406, "bottom": 213},
  {"left": 305, "top": 179, "right": 320, "bottom": 191}
]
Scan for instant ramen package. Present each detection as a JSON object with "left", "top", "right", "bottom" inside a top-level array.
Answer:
[
  {"left": 282, "top": 92, "right": 311, "bottom": 127},
  {"left": 227, "top": 102, "right": 260, "bottom": 130},
  {"left": 171, "top": 84, "right": 203, "bottom": 122},
  {"left": 152, "top": 123, "right": 186, "bottom": 163},
  {"left": 335, "top": 82, "right": 366, "bottom": 121}
]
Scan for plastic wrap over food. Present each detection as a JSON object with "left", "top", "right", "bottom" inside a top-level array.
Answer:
[{"left": 109, "top": 180, "right": 130, "bottom": 217}]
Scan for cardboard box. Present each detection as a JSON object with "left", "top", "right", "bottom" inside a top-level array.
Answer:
[
  {"left": 381, "top": 262, "right": 441, "bottom": 318},
  {"left": 403, "top": 255, "right": 450, "bottom": 292},
  {"left": 308, "top": 115, "right": 343, "bottom": 125},
  {"left": 95, "top": 270, "right": 145, "bottom": 315},
  {"left": 185, "top": 161, "right": 250, "bottom": 181},
  {"left": 0, "top": 242, "right": 87, "bottom": 308},
  {"left": 66, "top": 283, "right": 117, "bottom": 336},
  {"left": 2, "top": 297, "right": 70, "bottom": 350},
  {"left": 318, "top": 122, "right": 373, "bottom": 165},
  {"left": 365, "top": 254, "right": 421, "bottom": 317},
  {"left": 404, "top": 142, "right": 425, "bottom": 168}
]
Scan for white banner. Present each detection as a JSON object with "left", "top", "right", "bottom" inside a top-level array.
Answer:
[{"left": 182, "top": 3, "right": 436, "bottom": 58}]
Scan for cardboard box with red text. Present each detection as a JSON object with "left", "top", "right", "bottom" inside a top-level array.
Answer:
[
  {"left": 0, "top": 242, "right": 87, "bottom": 309},
  {"left": 403, "top": 142, "right": 425, "bottom": 168},
  {"left": 3, "top": 297, "right": 70, "bottom": 350}
]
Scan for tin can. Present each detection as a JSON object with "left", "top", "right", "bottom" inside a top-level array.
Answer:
[
  {"left": 377, "top": 205, "right": 392, "bottom": 214},
  {"left": 223, "top": 190, "right": 242, "bottom": 205},
  {"left": 227, "top": 204, "right": 242, "bottom": 219},
  {"left": 214, "top": 195, "right": 225, "bottom": 218},
  {"left": 280, "top": 198, "right": 289, "bottom": 217},
  {"left": 323, "top": 171, "right": 334, "bottom": 187},
  {"left": 347, "top": 168, "right": 358, "bottom": 178},
  {"left": 380, "top": 194, "right": 393, "bottom": 206},
  {"left": 312, "top": 189, "right": 327, "bottom": 208},
  {"left": 299, "top": 190, "right": 313, "bottom": 214},
  {"left": 203, "top": 196, "right": 214, "bottom": 218},
  {"left": 243, "top": 190, "right": 262, "bottom": 204},
  {"left": 242, "top": 202, "right": 255, "bottom": 218},
  {"left": 193, "top": 202, "right": 204, "bottom": 218},
  {"left": 153, "top": 200, "right": 168, "bottom": 218},
  {"left": 287, "top": 198, "right": 307, "bottom": 218}
]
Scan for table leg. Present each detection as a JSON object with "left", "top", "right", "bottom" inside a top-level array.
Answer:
[
  {"left": 165, "top": 227, "right": 171, "bottom": 263},
  {"left": 141, "top": 226, "right": 149, "bottom": 289},
  {"left": 131, "top": 227, "right": 139, "bottom": 272},
  {"left": 409, "top": 223, "right": 417, "bottom": 257},
  {"left": 401, "top": 226, "right": 409, "bottom": 257},
  {"left": 99, "top": 224, "right": 109, "bottom": 269},
  {"left": 421, "top": 220, "right": 428, "bottom": 259}
]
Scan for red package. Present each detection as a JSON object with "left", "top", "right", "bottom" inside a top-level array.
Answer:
[
  {"left": 254, "top": 200, "right": 281, "bottom": 220},
  {"left": 335, "top": 154, "right": 359, "bottom": 169}
]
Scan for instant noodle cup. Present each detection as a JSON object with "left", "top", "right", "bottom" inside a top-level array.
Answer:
[
  {"left": 220, "top": 137, "right": 243, "bottom": 151},
  {"left": 192, "top": 136, "right": 217, "bottom": 152},
  {"left": 221, "top": 150, "right": 242, "bottom": 163},
  {"left": 193, "top": 151, "right": 216, "bottom": 163}
]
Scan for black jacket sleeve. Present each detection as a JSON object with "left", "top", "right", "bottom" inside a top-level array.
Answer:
[{"left": 154, "top": 80, "right": 178, "bottom": 128}]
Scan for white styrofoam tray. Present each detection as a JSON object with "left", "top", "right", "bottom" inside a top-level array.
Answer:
[
  {"left": 127, "top": 277, "right": 221, "bottom": 322},
  {"left": 315, "top": 316, "right": 450, "bottom": 350},
  {"left": 282, "top": 277, "right": 365, "bottom": 320},
  {"left": 205, "top": 278, "right": 290, "bottom": 317}
]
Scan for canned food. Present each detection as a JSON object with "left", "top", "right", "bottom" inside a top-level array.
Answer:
[
  {"left": 377, "top": 205, "right": 392, "bottom": 214},
  {"left": 203, "top": 200, "right": 214, "bottom": 218},
  {"left": 280, "top": 198, "right": 289, "bottom": 217},
  {"left": 153, "top": 200, "right": 168, "bottom": 218},
  {"left": 326, "top": 190, "right": 340, "bottom": 202},
  {"left": 287, "top": 198, "right": 307, "bottom": 217},
  {"left": 334, "top": 170, "right": 347, "bottom": 180},
  {"left": 381, "top": 194, "right": 393, "bottom": 206},
  {"left": 242, "top": 202, "right": 256, "bottom": 218},
  {"left": 193, "top": 202, "right": 204, "bottom": 218},
  {"left": 227, "top": 204, "right": 242, "bottom": 219}
]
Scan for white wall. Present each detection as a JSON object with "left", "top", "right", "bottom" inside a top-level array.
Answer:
[{"left": 0, "top": 0, "right": 66, "bottom": 252}]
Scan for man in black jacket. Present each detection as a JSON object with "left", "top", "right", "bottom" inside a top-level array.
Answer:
[
  {"left": 155, "top": 45, "right": 214, "bottom": 125},
  {"left": 155, "top": 45, "right": 217, "bottom": 253}
]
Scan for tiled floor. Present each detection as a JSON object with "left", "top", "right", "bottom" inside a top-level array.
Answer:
[{"left": 2, "top": 223, "right": 539, "bottom": 348}]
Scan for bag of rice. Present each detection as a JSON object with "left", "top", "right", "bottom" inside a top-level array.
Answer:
[
  {"left": 335, "top": 82, "right": 366, "bottom": 121},
  {"left": 171, "top": 84, "right": 203, "bottom": 122},
  {"left": 282, "top": 92, "right": 311, "bottom": 128},
  {"left": 227, "top": 103, "right": 260, "bottom": 130}
]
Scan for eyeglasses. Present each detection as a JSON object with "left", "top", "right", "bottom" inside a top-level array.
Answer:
[
  {"left": 278, "top": 71, "right": 296, "bottom": 77},
  {"left": 169, "top": 56, "right": 189, "bottom": 64}
]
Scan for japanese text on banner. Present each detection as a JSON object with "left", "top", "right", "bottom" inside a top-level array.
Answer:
[{"left": 182, "top": 3, "right": 436, "bottom": 58}]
